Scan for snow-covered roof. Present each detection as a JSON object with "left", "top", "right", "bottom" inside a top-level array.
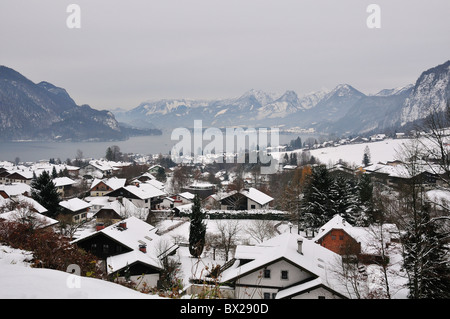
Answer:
[
  {"left": 15, "top": 195, "right": 48, "bottom": 214},
  {"left": 90, "top": 177, "right": 126, "bottom": 191},
  {"left": 144, "top": 179, "right": 165, "bottom": 190},
  {"left": 52, "top": 177, "right": 76, "bottom": 187},
  {"left": 97, "top": 198, "right": 148, "bottom": 220},
  {"left": 72, "top": 216, "right": 178, "bottom": 273},
  {"left": 0, "top": 183, "right": 31, "bottom": 197},
  {"left": 0, "top": 209, "right": 58, "bottom": 229},
  {"left": 178, "top": 192, "right": 195, "bottom": 200},
  {"left": 220, "top": 232, "right": 349, "bottom": 298},
  {"left": 220, "top": 187, "right": 273, "bottom": 205},
  {"left": 120, "top": 184, "right": 166, "bottom": 200},
  {"left": 313, "top": 214, "right": 398, "bottom": 255},
  {"left": 59, "top": 198, "right": 91, "bottom": 212},
  {"left": 244, "top": 188, "right": 273, "bottom": 205}
]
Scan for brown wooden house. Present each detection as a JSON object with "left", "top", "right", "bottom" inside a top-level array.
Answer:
[{"left": 315, "top": 228, "right": 361, "bottom": 256}]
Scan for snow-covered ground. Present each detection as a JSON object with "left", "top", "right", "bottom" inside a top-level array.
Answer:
[
  {"left": 0, "top": 245, "right": 162, "bottom": 299},
  {"left": 308, "top": 139, "right": 408, "bottom": 167}
]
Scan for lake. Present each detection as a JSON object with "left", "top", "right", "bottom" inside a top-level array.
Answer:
[{"left": 0, "top": 130, "right": 314, "bottom": 163}]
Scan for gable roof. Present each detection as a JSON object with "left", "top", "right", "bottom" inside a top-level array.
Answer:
[
  {"left": 313, "top": 214, "right": 398, "bottom": 255},
  {"left": 59, "top": 198, "right": 91, "bottom": 212},
  {"left": 220, "top": 187, "right": 273, "bottom": 206},
  {"left": 72, "top": 216, "right": 178, "bottom": 273},
  {"left": 52, "top": 177, "right": 76, "bottom": 187},
  {"left": 110, "top": 184, "right": 166, "bottom": 200},
  {"left": 90, "top": 177, "right": 126, "bottom": 191},
  {"left": 220, "top": 232, "right": 348, "bottom": 298}
]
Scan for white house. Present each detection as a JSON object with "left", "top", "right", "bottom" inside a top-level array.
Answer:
[
  {"left": 71, "top": 216, "right": 178, "bottom": 289},
  {"left": 219, "top": 232, "right": 349, "bottom": 299}
]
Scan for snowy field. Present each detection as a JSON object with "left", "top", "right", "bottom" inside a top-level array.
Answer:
[
  {"left": 0, "top": 245, "right": 162, "bottom": 299},
  {"left": 272, "top": 138, "right": 415, "bottom": 167}
]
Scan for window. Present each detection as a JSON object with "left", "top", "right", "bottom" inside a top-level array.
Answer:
[
  {"left": 263, "top": 293, "right": 271, "bottom": 299},
  {"left": 281, "top": 270, "right": 289, "bottom": 280},
  {"left": 331, "top": 235, "right": 336, "bottom": 240},
  {"left": 103, "top": 244, "right": 109, "bottom": 253},
  {"left": 251, "top": 204, "right": 256, "bottom": 209},
  {"left": 339, "top": 235, "right": 344, "bottom": 240},
  {"left": 264, "top": 269, "right": 271, "bottom": 278},
  {"left": 318, "top": 296, "right": 326, "bottom": 299}
]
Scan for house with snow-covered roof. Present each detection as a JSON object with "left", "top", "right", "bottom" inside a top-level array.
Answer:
[
  {"left": 71, "top": 216, "right": 178, "bottom": 289},
  {"left": 106, "top": 183, "right": 167, "bottom": 210},
  {"left": 89, "top": 177, "right": 127, "bottom": 197},
  {"left": 52, "top": 177, "right": 76, "bottom": 198},
  {"left": 59, "top": 198, "right": 92, "bottom": 223},
  {"left": 219, "top": 232, "right": 349, "bottom": 299},
  {"left": 93, "top": 197, "right": 149, "bottom": 225},
  {"left": 219, "top": 187, "right": 273, "bottom": 210},
  {"left": 313, "top": 214, "right": 399, "bottom": 264}
]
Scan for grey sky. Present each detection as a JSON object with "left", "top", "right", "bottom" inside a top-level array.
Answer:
[{"left": 1, "top": 0, "right": 449, "bottom": 110}]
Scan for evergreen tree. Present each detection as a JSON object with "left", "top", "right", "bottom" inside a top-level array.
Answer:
[
  {"left": 51, "top": 166, "right": 58, "bottom": 179},
  {"left": 300, "top": 165, "right": 334, "bottom": 228},
  {"left": 189, "top": 195, "right": 206, "bottom": 258},
  {"left": 362, "top": 146, "right": 371, "bottom": 166},
  {"left": 31, "top": 170, "right": 61, "bottom": 219},
  {"left": 105, "top": 147, "right": 113, "bottom": 161},
  {"left": 356, "top": 173, "right": 377, "bottom": 225},
  {"left": 403, "top": 203, "right": 450, "bottom": 298},
  {"left": 331, "top": 176, "right": 360, "bottom": 224}
]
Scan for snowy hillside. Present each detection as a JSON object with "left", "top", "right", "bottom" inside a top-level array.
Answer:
[{"left": 0, "top": 245, "right": 162, "bottom": 299}]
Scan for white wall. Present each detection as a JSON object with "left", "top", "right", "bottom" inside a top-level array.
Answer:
[{"left": 234, "top": 259, "right": 314, "bottom": 299}]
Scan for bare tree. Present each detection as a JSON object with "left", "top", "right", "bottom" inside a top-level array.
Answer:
[
  {"left": 215, "top": 220, "right": 241, "bottom": 261},
  {"left": 245, "top": 219, "right": 277, "bottom": 244}
]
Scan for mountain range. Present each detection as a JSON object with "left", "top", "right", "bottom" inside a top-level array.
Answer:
[
  {"left": 0, "top": 66, "right": 160, "bottom": 142},
  {"left": 115, "top": 60, "right": 450, "bottom": 136},
  {"left": 1, "top": 60, "right": 449, "bottom": 142}
]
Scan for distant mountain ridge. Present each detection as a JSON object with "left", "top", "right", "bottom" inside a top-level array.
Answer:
[
  {"left": 115, "top": 60, "right": 450, "bottom": 136},
  {"left": 0, "top": 66, "right": 161, "bottom": 142}
]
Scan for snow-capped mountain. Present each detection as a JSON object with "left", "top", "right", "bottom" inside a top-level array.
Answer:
[
  {"left": 401, "top": 60, "right": 450, "bottom": 125},
  {"left": 115, "top": 60, "right": 450, "bottom": 136},
  {"left": 0, "top": 66, "right": 154, "bottom": 142}
]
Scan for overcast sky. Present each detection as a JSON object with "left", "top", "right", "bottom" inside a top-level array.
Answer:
[{"left": 1, "top": 0, "right": 449, "bottom": 110}]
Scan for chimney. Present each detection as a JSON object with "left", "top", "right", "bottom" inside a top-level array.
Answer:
[
  {"left": 139, "top": 244, "right": 147, "bottom": 253},
  {"left": 297, "top": 238, "right": 303, "bottom": 255},
  {"left": 119, "top": 221, "right": 127, "bottom": 230}
]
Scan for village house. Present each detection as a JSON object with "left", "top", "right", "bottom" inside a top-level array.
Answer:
[
  {"left": 93, "top": 197, "right": 149, "bottom": 226},
  {"left": 89, "top": 177, "right": 126, "bottom": 197},
  {"left": 219, "top": 187, "right": 273, "bottom": 211},
  {"left": 59, "top": 198, "right": 92, "bottom": 223},
  {"left": 71, "top": 216, "right": 178, "bottom": 289},
  {"left": 364, "top": 161, "right": 443, "bottom": 189},
  {"left": 218, "top": 232, "right": 349, "bottom": 299},
  {"left": 106, "top": 183, "right": 167, "bottom": 210},
  {"left": 81, "top": 160, "right": 131, "bottom": 179},
  {"left": 52, "top": 177, "right": 76, "bottom": 198},
  {"left": 161, "top": 192, "right": 195, "bottom": 210},
  {"left": 0, "top": 183, "right": 32, "bottom": 199},
  {"left": 313, "top": 214, "right": 400, "bottom": 264},
  {"left": 4, "top": 170, "right": 33, "bottom": 185}
]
